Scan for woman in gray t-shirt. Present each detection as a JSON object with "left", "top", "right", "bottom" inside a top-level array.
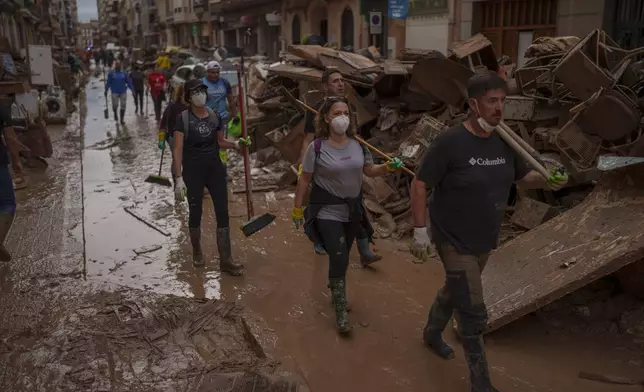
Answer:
[{"left": 292, "top": 97, "right": 405, "bottom": 335}]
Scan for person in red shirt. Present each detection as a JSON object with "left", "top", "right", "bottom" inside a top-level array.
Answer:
[{"left": 147, "top": 67, "right": 167, "bottom": 122}]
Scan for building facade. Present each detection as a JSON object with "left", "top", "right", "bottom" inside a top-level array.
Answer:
[{"left": 79, "top": 19, "right": 100, "bottom": 49}]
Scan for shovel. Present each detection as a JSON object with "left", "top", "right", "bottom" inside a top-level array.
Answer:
[
  {"left": 104, "top": 94, "right": 109, "bottom": 119},
  {"left": 236, "top": 65, "right": 275, "bottom": 237},
  {"left": 597, "top": 156, "right": 644, "bottom": 171}
]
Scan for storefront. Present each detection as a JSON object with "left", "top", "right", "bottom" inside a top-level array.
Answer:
[{"left": 477, "top": 0, "right": 558, "bottom": 66}]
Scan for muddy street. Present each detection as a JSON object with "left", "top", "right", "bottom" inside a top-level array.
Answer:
[{"left": 0, "top": 76, "right": 642, "bottom": 392}]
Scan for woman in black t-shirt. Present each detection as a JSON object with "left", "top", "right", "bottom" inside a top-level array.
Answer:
[{"left": 172, "top": 79, "right": 250, "bottom": 275}]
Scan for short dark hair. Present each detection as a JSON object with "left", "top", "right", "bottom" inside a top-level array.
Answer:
[
  {"left": 466, "top": 71, "right": 507, "bottom": 101},
  {"left": 321, "top": 67, "right": 342, "bottom": 85}
]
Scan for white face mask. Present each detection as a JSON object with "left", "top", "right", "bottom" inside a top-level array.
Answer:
[
  {"left": 330, "top": 115, "right": 350, "bottom": 135},
  {"left": 472, "top": 101, "right": 496, "bottom": 133},
  {"left": 191, "top": 92, "right": 207, "bottom": 107}
]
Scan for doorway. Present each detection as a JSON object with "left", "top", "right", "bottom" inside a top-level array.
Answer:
[{"left": 341, "top": 7, "right": 354, "bottom": 50}]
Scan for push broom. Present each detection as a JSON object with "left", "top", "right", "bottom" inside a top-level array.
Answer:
[
  {"left": 145, "top": 146, "right": 172, "bottom": 187},
  {"left": 236, "top": 64, "right": 275, "bottom": 236}
]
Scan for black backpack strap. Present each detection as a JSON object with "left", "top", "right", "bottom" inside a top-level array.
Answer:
[{"left": 181, "top": 109, "right": 190, "bottom": 140}]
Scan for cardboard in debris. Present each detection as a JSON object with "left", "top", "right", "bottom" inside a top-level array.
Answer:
[
  {"left": 409, "top": 57, "right": 473, "bottom": 108},
  {"left": 510, "top": 197, "right": 557, "bottom": 230},
  {"left": 483, "top": 167, "right": 644, "bottom": 332},
  {"left": 268, "top": 64, "right": 323, "bottom": 83},
  {"left": 448, "top": 33, "right": 499, "bottom": 72}
]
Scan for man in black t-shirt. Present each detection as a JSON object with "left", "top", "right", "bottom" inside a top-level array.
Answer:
[
  {"left": 0, "top": 98, "right": 21, "bottom": 262},
  {"left": 410, "top": 72, "right": 568, "bottom": 392}
]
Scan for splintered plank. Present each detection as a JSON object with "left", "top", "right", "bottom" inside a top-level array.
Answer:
[{"left": 482, "top": 167, "right": 644, "bottom": 333}]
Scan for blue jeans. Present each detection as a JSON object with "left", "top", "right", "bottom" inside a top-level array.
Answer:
[{"left": 0, "top": 165, "right": 16, "bottom": 215}]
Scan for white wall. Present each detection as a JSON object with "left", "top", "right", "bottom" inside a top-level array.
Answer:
[{"left": 405, "top": 13, "right": 450, "bottom": 54}]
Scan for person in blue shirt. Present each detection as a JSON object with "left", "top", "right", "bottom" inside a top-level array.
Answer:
[
  {"left": 202, "top": 61, "right": 238, "bottom": 167},
  {"left": 105, "top": 60, "right": 134, "bottom": 124}
]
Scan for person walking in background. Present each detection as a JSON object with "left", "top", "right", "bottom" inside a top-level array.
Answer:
[
  {"left": 172, "top": 79, "right": 250, "bottom": 274},
  {"left": 129, "top": 62, "right": 146, "bottom": 115},
  {"left": 147, "top": 67, "right": 167, "bottom": 122},
  {"left": 158, "top": 83, "right": 188, "bottom": 184},
  {"left": 104, "top": 60, "right": 134, "bottom": 124},
  {"left": 292, "top": 97, "right": 404, "bottom": 335},
  {"left": 201, "top": 61, "right": 237, "bottom": 170}
]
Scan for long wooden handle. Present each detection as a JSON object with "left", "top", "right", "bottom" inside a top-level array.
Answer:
[
  {"left": 294, "top": 97, "right": 416, "bottom": 176},
  {"left": 495, "top": 125, "right": 550, "bottom": 179},
  {"left": 354, "top": 135, "right": 416, "bottom": 176}
]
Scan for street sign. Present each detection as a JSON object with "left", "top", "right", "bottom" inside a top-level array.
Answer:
[
  {"left": 388, "top": 0, "right": 408, "bottom": 20},
  {"left": 369, "top": 11, "right": 382, "bottom": 35},
  {"left": 191, "top": 23, "right": 200, "bottom": 37}
]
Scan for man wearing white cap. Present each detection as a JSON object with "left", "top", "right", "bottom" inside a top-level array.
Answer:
[{"left": 202, "top": 61, "right": 238, "bottom": 168}]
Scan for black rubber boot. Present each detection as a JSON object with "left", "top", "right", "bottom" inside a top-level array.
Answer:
[
  {"left": 113, "top": 108, "right": 118, "bottom": 122},
  {"left": 462, "top": 335, "right": 499, "bottom": 392},
  {"left": 0, "top": 212, "right": 14, "bottom": 262},
  {"left": 189, "top": 228, "right": 204, "bottom": 267},
  {"left": 119, "top": 109, "right": 125, "bottom": 125},
  {"left": 357, "top": 238, "right": 382, "bottom": 266},
  {"left": 217, "top": 227, "right": 243, "bottom": 276},
  {"left": 422, "top": 293, "right": 455, "bottom": 359},
  {"left": 328, "top": 278, "right": 352, "bottom": 335}
]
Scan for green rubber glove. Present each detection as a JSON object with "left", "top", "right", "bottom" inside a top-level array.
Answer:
[
  {"left": 386, "top": 157, "right": 404, "bottom": 172},
  {"left": 547, "top": 168, "right": 569, "bottom": 191},
  {"left": 235, "top": 137, "right": 252, "bottom": 149}
]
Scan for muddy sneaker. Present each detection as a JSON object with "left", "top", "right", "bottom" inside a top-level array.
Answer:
[
  {"left": 356, "top": 238, "right": 382, "bottom": 266},
  {"left": 217, "top": 227, "right": 243, "bottom": 276},
  {"left": 189, "top": 228, "right": 204, "bottom": 267},
  {"left": 328, "top": 278, "right": 352, "bottom": 335}
]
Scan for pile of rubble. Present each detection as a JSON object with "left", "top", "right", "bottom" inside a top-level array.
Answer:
[{"left": 238, "top": 29, "right": 644, "bottom": 241}]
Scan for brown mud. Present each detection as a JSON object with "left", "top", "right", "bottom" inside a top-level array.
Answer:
[{"left": 0, "top": 75, "right": 642, "bottom": 392}]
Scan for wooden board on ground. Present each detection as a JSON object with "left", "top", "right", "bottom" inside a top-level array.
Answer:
[{"left": 482, "top": 167, "right": 644, "bottom": 333}]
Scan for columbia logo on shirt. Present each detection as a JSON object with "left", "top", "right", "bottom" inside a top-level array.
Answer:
[{"left": 469, "top": 157, "right": 507, "bottom": 166}]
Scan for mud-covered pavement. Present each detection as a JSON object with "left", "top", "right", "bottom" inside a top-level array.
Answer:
[{"left": 1, "top": 76, "right": 643, "bottom": 392}]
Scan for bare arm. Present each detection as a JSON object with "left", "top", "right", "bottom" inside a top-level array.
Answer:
[
  {"left": 298, "top": 133, "right": 314, "bottom": 166},
  {"left": 217, "top": 131, "right": 237, "bottom": 149},
  {"left": 515, "top": 170, "right": 549, "bottom": 190},
  {"left": 173, "top": 131, "right": 183, "bottom": 178},
  {"left": 294, "top": 172, "right": 312, "bottom": 208},
  {"left": 411, "top": 178, "right": 428, "bottom": 227},
  {"left": 227, "top": 92, "right": 237, "bottom": 119},
  {"left": 362, "top": 163, "right": 389, "bottom": 177}
]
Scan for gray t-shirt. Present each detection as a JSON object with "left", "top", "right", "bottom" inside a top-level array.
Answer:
[
  {"left": 302, "top": 138, "right": 374, "bottom": 222},
  {"left": 416, "top": 123, "right": 530, "bottom": 255}
]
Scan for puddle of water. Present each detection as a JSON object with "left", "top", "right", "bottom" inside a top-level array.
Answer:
[{"left": 82, "top": 82, "right": 223, "bottom": 299}]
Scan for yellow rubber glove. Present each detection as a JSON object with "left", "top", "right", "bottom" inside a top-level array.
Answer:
[
  {"left": 297, "top": 164, "right": 303, "bottom": 179},
  {"left": 292, "top": 206, "right": 304, "bottom": 230},
  {"left": 157, "top": 131, "right": 166, "bottom": 150},
  {"left": 219, "top": 150, "right": 228, "bottom": 164}
]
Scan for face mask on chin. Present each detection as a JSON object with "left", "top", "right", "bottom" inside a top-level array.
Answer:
[
  {"left": 191, "top": 92, "right": 207, "bottom": 108},
  {"left": 330, "top": 115, "right": 350, "bottom": 135},
  {"left": 472, "top": 101, "right": 496, "bottom": 133}
]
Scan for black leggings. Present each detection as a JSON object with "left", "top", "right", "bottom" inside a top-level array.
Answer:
[
  {"left": 315, "top": 219, "right": 357, "bottom": 279},
  {"left": 133, "top": 90, "right": 144, "bottom": 110},
  {"left": 183, "top": 162, "right": 229, "bottom": 229}
]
